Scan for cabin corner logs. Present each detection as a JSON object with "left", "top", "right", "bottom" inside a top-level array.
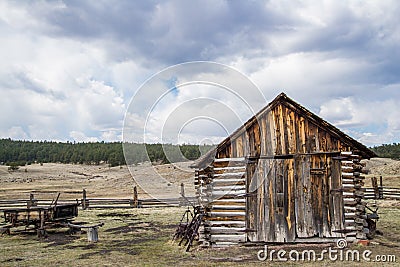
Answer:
[{"left": 194, "top": 93, "right": 376, "bottom": 247}]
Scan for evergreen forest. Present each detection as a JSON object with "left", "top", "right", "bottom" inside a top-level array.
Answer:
[
  {"left": 370, "top": 143, "right": 400, "bottom": 160},
  {"left": 1, "top": 139, "right": 398, "bottom": 168},
  {"left": 0, "top": 139, "right": 214, "bottom": 167}
]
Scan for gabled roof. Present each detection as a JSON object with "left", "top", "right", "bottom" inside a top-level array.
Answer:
[{"left": 192, "top": 93, "right": 376, "bottom": 168}]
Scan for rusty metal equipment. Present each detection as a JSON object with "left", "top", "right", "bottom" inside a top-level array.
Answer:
[
  {"left": 173, "top": 207, "right": 193, "bottom": 241},
  {"left": 177, "top": 206, "right": 204, "bottom": 252},
  {"left": 174, "top": 193, "right": 206, "bottom": 251},
  {"left": 365, "top": 204, "right": 379, "bottom": 239}
]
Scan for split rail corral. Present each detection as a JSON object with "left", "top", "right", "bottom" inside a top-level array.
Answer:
[
  {"left": 1, "top": 183, "right": 399, "bottom": 214},
  {"left": 0, "top": 185, "right": 197, "bottom": 212}
]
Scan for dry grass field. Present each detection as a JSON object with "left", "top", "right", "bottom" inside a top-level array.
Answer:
[
  {"left": 0, "top": 163, "right": 139, "bottom": 199},
  {"left": 0, "top": 159, "right": 399, "bottom": 266},
  {"left": 364, "top": 158, "right": 400, "bottom": 188},
  {"left": 0, "top": 161, "right": 196, "bottom": 200}
]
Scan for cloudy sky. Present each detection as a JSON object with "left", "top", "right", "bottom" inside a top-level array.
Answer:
[{"left": 0, "top": 1, "right": 399, "bottom": 146}]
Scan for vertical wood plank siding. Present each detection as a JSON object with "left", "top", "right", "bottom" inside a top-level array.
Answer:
[{"left": 216, "top": 102, "right": 355, "bottom": 159}]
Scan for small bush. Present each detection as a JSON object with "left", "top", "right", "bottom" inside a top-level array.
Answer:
[{"left": 8, "top": 163, "right": 19, "bottom": 171}]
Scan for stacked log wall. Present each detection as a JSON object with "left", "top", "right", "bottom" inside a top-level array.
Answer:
[
  {"left": 195, "top": 158, "right": 247, "bottom": 247},
  {"left": 340, "top": 151, "right": 368, "bottom": 242}
]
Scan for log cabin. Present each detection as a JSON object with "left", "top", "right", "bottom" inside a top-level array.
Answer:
[{"left": 193, "top": 93, "right": 376, "bottom": 247}]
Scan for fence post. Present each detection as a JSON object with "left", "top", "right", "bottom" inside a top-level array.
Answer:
[
  {"left": 371, "top": 177, "right": 379, "bottom": 199},
  {"left": 378, "top": 176, "right": 383, "bottom": 199},
  {"left": 133, "top": 186, "right": 138, "bottom": 208},
  {"left": 82, "top": 189, "right": 88, "bottom": 210},
  {"left": 379, "top": 187, "right": 383, "bottom": 199},
  {"left": 179, "top": 183, "right": 185, "bottom": 206},
  {"left": 27, "top": 193, "right": 37, "bottom": 208}
]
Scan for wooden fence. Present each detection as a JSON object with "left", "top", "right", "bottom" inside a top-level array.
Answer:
[
  {"left": 0, "top": 185, "right": 197, "bottom": 212},
  {"left": 363, "top": 176, "right": 400, "bottom": 200},
  {"left": 1, "top": 184, "right": 398, "bottom": 212},
  {"left": 364, "top": 187, "right": 400, "bottom": 200}
]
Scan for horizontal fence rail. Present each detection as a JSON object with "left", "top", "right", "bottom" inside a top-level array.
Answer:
[
  {"left": 1, "top": 186, "right": 398, "bottom": 212},
  {"left": 0, "top": 185, "right": 197, "bottom": 212},
  {"left": 364, "top": 187, "right": 400, "bottom": 200},
  {"left": 0, "top": 197, "right": 197, "bottom": 211}
]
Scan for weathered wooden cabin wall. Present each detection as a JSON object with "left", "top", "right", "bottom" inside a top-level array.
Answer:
[
  {"left": 214, "top": 100, "right": 357, "bottom": 242},
  {"left": 216, "top": 100, "right": 354, "bottom": 159},
  {"left": 246, "top": 154, "right": 345, "bottom": 242},
  {"left": 195, "top": 94, "right": 375, "bottom": 246}
]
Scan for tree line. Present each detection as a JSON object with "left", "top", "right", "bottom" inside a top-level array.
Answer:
[
  {"left": 3, "top": 138, "right": 396, "bottom": 168},
  {"left": 371, "top": 143, "right": 400, "bottom": 160},
  {"left": 0, "top": 139, "right": 215, "bottom": 167}
]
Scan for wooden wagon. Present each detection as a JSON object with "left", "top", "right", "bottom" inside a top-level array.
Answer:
[{"left": 2, "top": 203, "right": 78, "bottom": 236}]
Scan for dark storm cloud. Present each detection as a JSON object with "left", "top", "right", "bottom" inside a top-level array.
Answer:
[
  {"left": 32, "top": 1, "right": 298, "bottom": 64},
  {"left": 41, "top": 1, "right": 155, "bottom": 38}
]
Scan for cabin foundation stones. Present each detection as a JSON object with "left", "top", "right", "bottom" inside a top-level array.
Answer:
[{"left": 193, "top": 93, "right": 377, "bottom": 247}]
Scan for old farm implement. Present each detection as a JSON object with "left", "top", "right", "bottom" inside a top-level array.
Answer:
[
  {"left": 173, "top": 206, "right": 193, "bottom": 241},
  {"left": 174, "top": 194, "right": 205, "bottom": 252},
  {"left": 1, "top": 193, "right": 79, "bottom": 237},
  {"left": 176, "top": 206, "right": 204, "bottom": 252}
]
